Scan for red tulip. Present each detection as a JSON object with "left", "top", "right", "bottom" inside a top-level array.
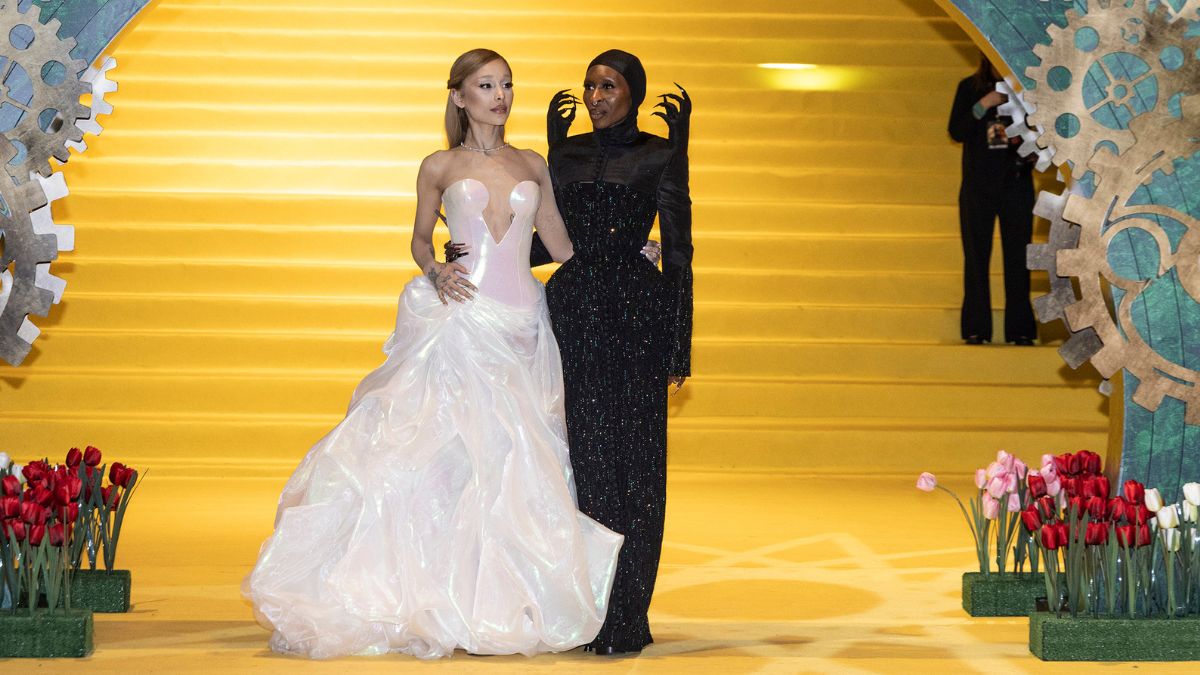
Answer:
[
  {"left": 1131, "top": 502, "right": 1152, "bottom": 526},
  {"left": 101, "top": 486, "right": 120, "bottom": 509},
  {"left": 1117, "top": 524, "right": 1135, "bottom": 547},
  {"left": 1062, "top": 477, "right": 1079, "bottom": 497},
  {"left": 30, "top": 486, "right": 53, "bottom": 507},
  {"left": 1037, "top": 495, "right": 1057, "bottom": 519},
  {"left": 65, "top": 448, "right": 82, "bottom": 468},
  {"left": 4, "top": 519, "right": 26, "bottom": 542},
  {"left": 19, "top": 500, "right": 44, "bottom": 524},
  {"left": 1093, "top": 475, "right": 1110, "bottom": 501},
  {"left": 53, "top": 483, "right": 72, "bottom": 507},
  {"left": 1107, "top": 497, "right": 1129, "bottom": 522},
  {"left": 64, "top": 474, "right": 82, "bottom": 500},
  {"left": 27, "top": 523, "right": 45, "bottom": 546},
  {"left": 0, "top": 475, "right": 18, "bottom": 496},
  {"left": 1137, "top": 523, "right": 1152, "bottom": 547},
  {"left": 1053, "top": 453, "right": 1072, "bottom": 476},
  {"left": 22, "top": 461, "right": 49, "bottom": 485},
  {"left": 1067, "top": 496, "right": 1085, "bottom": 519},
  {"left": 0, "top": 496, "right": 18, "bottom": 518},
  {"left": 1028, "top": 473, "right": 1048, "bottom": 499},
  {"left": 1123, "top": 480, "right": 1145, "bottom": 504},
  {"left": 1040, "top": 525, "right": 1061, "bottom": 550},
  {"left": 1054, "top": 522, "right": 1070, "bottom": 548},
  {"left": 109, "top": 462, "right": 136, "bottom": 489},
  {"left": 1021, "top": 507, "right": 1043, "bottom": 532},
  {"left": 59, "top": 502, "right": 80, "bottom": 523},
  {"left": 83, "top": 446, "right": 102, "bottom": 467},
  {"left": 1086, "top": 496, "right": 1107, "bottom": 521},
  {"left": 48, "top": 523, "right": 65, "bottom": 547},
  {"left": 1080, "top": 451, "right": 1102, "bottom": 474}
]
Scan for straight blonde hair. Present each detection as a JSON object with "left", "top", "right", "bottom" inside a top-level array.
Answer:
[{"left": 446, "top": 49, "right": 510, "bottom": 148}]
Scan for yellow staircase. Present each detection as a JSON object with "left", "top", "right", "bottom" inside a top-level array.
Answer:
[{"left": 0, "top": 0, "right": 1108, "bottom": 474}]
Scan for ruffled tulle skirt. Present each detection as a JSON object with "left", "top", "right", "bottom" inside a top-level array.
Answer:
[{"left": 242, "top": 276, "right": 623, "bottom": 659}]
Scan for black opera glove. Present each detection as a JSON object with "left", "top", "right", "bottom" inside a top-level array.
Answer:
[
  {"left": 547, "top": 89, "right": 578, "bottom": 149},
  {"left": 443, "top": 240, "right": 468, "bottom": 263},
  {"left": 652, "top": 83, "right": 691, "bottom": 151}
]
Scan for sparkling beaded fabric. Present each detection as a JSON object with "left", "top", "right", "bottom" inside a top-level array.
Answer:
[
  {"left": 541, "top": 112, "right": 694, "bottom": 652},
  {"left": 242, "top": 179, "right": 623, "bottom": 660}
]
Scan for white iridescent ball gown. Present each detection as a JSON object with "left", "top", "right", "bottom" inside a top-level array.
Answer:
[{"left": 243, "top": 177, "right": 623, "bottom": 659}]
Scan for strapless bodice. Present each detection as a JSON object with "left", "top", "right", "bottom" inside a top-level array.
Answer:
[{"left": 442, "top": 178, "right": 542, "bottom": 308}]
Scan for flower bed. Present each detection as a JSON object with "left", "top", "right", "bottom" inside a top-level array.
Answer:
[
  {"left": 0, "top": 608, "right": 93, "bottom": 658},
  {"left": 71, "top": 569, "right": 131, "bottom": 613},
  {"left": 0, "top": 447, "right": 143, "bottom": 656},
  {"left": 1031, "top": 612, "right": 1200, "bottom": 661},
  {"left": 962, "top": 571, "right": 1050, "bottom": 616}
]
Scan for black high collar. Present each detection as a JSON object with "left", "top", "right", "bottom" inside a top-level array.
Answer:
[{"left": 593, "top": 111, "right": 640, "bottom": 147}]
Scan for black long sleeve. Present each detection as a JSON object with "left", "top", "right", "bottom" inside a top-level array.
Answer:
[
  {"left": 948, "top": 77, "right": 984, "bottom": 144},
  {"left": 657, "top": 145, "right": 693, "bottom": 377}
]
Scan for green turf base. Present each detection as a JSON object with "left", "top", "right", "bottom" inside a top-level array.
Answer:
[
  {"left": 962, "top": 572, "right": 1049, "bottom": 617},
  {"left": 1030, "top": 612, "right": 1200, "bottom": 660},
  {"left": 0, "top": 608, "right": 94, "bottom": 658},
  {"left": 70, "top": 569, "right": 131, "bottom": 613}
]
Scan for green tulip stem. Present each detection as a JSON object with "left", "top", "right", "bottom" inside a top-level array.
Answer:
[{"left": 960, "top": 490, "right": 988, "bottom": 574}]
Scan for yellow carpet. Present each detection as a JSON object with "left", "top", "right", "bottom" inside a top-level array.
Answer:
[
  {"left": 0, "top": 0, "right": 1107, "bottom": 474},
  {"left": 8, "top": 471, "right": 1193, "bottom": 672}
]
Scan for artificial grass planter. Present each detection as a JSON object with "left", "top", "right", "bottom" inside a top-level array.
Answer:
[
  {"left": 0, "top": 608, "right": 94, "bottom": 658},
  {"left": 70, "top": 569, "right": 131, "bottom": 613},
  {"left": 1030, "top": 612, "right": 1200, "bottom": 661},
  {"left": 962, "top": 572, "right": 1048, "bottom": 616}
]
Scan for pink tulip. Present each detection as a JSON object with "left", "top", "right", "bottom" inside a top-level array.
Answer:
[
  {"left": 1013, "top": 459, "right": 1028, "bottom": 479},
  {"left": 916, "top": 472, "right": 937, "bottom": 492},
  {"left": 983, "top": 494, "right": 1001, "bottom": 520},
  {"left": 997, "top": 449, "right": 1012, "bottom": 468},
  {"left": 1041, "top": 453, "right": 1055, "bottom": 469},
  {"left": 974, "top": 468, "right": 987, "bottom": 489},
  {"left": 1003, "top": 473, "right": 1019, "bottom": 494},
  {"left": 1007, "top": 492, "right": 1021, "bottom": 513},
  {"left": 1046, "top": 477, "right": 1062, "bottom": 497},
  {"left": 986, "top": 461, "right": 1007, "bottom": 481},
  {"left": 987, "top": 476, "right": 1007, "bottom": 499}
]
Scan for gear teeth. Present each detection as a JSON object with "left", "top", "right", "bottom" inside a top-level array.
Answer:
[
  {"left": 1060, "top": 329, "right": 1103, "bottom": 370},
  {"left": 1130, "top": 374, "right": 1170, "bottom": 413},
  {"left": 1089, "top": 343, "right": 1124, "bottom": 380},
  {"left": 67, "top": 57, "right": 119, "bottom": 154}
]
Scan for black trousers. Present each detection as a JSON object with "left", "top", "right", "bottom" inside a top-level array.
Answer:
[{"left": 958, "top": 171, "right": 1037, "bottom": 342}]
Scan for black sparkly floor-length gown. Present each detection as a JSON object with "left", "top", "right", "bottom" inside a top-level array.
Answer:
[{"left": 531, "top": 112, "right": 693, "bottom": 651}]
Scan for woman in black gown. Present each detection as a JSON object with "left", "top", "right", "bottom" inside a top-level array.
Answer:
[{"left": 539, "top": 49, "right": 693, "bottom": 654}]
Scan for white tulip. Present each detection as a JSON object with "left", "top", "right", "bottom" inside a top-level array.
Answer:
[
  {"left": 1145, "top": 488, "right": 1164, "bottom": 512},
  {"left": 0, "top": 452, "right": 10, "bottom": 469},
  {"left": 1184, "top": 501, "right": 1199, "bottom": 523},
  {"left": 1157, "top": 505, "right": 1180, "bottom": 529},
  {"left": 1163, "top": 527, "right": 1182, "bottom": 553},
  {"left": 1183, "top": 482, "right": 1200, "bottom": 507},
  {"left": 12, "top": 464, "right": 25, "bottom": 485}
]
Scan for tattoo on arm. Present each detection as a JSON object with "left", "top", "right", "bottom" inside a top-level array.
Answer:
[{"left": 426, "top": 245, "right": 439, "bottom": 284}]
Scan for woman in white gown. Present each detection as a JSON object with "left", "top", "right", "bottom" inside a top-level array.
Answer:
[{"left": 243, "top": 48, "right": 624, "bottom": 660}]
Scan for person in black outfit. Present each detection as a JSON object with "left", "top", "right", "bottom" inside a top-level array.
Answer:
[
  {"left": 535, "top": 50, "right": 692, "bottom": 655},
  {"left": 948, "top": 55, "right": 1037, "bottom": 346}
]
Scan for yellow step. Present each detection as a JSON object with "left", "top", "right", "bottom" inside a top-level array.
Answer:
[
  {"left": 0, "top": 369, "right": 1105, "bottom": 423},
  {"left": 57, "top": 191, "right": 959, "bottom": 236},
  {"left": 0, "top": 412, "right": 1103, "bottom": 474},
  {"left": 81, "top": 132, "right": 961, "bottom": 175}
]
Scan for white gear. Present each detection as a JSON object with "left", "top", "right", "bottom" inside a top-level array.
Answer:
[
  {"left": 66, "top": 57, "right": 118, "bottom": 154},
  {"left": 996, "top": 77, "right": 1055, "bottom": 172}
]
